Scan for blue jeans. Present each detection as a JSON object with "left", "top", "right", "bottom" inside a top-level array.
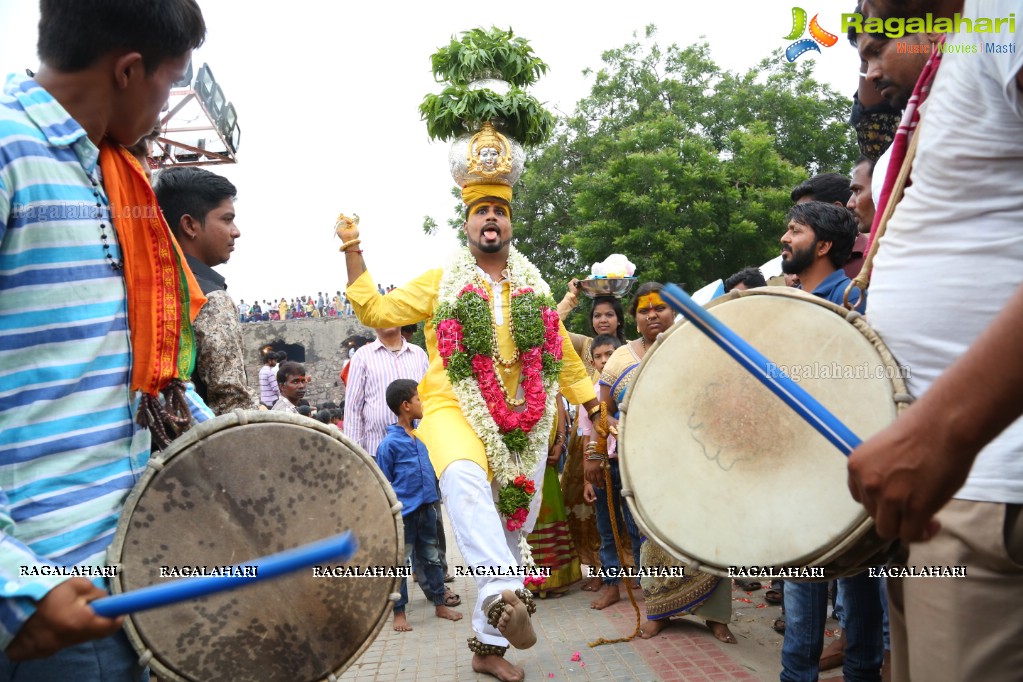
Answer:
[
  {"left": 395, "top": 503, "right": 446, "bottom": 612},
  {"left": 592, "top": 459, "right": 642, "bottom": 584},
  {"left": 0, "top": 629, "right": 148, "bottom": 681},
  {"left": 878, "top": 576, "right": 889, "bottom": 651},
  {"left": 781, "top": 572, "right": 883, "bottom": 682}
]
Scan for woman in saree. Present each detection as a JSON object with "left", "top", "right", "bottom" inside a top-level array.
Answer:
[
  {"left": 526, "top": 396, "right": 580, "bottom": 597},
  {"left": 593, "top": 281, "right": 736, "bottom": 643},
  {"left": 557, "top": 283, "right": 631, "bottom": 591}
]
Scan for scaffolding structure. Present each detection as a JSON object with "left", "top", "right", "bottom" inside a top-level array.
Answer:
[{"left": 152, "top": 61, "right": 240, "bottom": 169}]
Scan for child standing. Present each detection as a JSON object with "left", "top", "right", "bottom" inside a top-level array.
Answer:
[
  {"left": 377, "top": 379, "right": 463, "bottom": 631},
  {"left": 578, "top": 334, "right": 643, "bottom": 609},
  {"left": 578, "top": 335, "right": 621, "bottom": 502}
]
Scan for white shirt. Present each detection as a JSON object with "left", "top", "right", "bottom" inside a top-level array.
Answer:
[{"left": 868, "top": 0, "right": 1023, "bottom": 503}]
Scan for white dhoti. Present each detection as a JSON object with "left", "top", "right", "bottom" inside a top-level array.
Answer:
[{"left": 439, "top": 457, "right": 546, "bottom": 646}]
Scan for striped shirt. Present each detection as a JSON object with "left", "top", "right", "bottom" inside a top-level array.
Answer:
[
  {"left": 343, "top": 339, "right": 429, "bottom": 458},
  {"left": 259, "top": 364, "right": 280, "bottom": 407},
  {"left": 0, "top": 75, "right": 211, "bottom": 647}
]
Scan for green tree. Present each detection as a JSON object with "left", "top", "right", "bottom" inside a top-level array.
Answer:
[
  {"left": 427, "top": 26, "right": 856, "bottom": 328},
  {"left": 543, "top": 28, "right": 852, "bottom": 287}
]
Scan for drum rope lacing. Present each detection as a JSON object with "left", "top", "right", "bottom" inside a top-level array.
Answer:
[{"left": 587, "top": 402, "right": 643, "bottom": 647}]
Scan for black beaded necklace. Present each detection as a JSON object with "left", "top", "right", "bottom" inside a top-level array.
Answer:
[{"left": 89, "top": 171, "right": 122, "bottom": 271}]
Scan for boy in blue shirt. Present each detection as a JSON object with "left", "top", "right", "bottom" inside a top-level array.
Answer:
[{"left": 377, "top": 379, "right": 463, "bottom": 631}]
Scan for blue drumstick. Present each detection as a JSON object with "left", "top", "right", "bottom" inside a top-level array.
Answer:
[
  {"left": 661, "top": 284, "right": 861, "bottom": 456},
  {"left": 91, "top": 531, "right": 358, "bottom": 617}
]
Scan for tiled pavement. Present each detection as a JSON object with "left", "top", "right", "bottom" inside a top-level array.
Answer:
[{"left": 339, "top": 518, "right": 844, "bottom": 681}]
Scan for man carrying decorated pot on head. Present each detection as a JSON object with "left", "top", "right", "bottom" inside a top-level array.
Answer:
[{"left": 336, "top": 27, "right": 600, "bottom": 682}]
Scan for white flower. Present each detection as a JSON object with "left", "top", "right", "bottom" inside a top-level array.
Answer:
[
  {"left": 436, "top": 246, "right": 561, "bottom": 572},
  {"left": 590, "top": 253, "right": 636, "bottom": 278}
]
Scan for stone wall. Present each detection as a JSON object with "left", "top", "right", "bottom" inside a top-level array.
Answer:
[{"left": 240, "top": 317, "right": 373, "bottom": 406}]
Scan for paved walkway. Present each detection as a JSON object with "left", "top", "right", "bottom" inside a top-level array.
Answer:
[{"left": 339, "top": 519, "right": 845, "bottom": 681}]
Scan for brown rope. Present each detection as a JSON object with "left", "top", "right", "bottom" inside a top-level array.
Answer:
[
  {"left": 588, "top": 402, "right": 642, "bottom": 647},
  {"left": 843, "top": 119, "right": 924, "bottom": 309},
  {"left": 136, "top": 378, "right": 192, "bottom": 451}
]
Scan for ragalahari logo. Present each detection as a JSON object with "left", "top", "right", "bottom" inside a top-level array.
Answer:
[{"left": 784, "top": 7, "right": 839, "bottom": 61}]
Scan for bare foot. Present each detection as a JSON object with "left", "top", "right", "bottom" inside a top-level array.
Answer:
[
  {"left": 496, "top": 589, "right": 536, "bottom": 649},
  {"left": 589, "top": 583, "right": 620, "bottom": 610},
  {"left": 639, "top": 618, "right": 670, "bottom": 639},
  {"left": 434, "top": 604, "right": 463, "bottom": 621},
  {"left": 472, "top": 653, "right": 525, "bottom": 682},
  {"left": 707, "top": 621, "right": 737, "bottom": 644},
  {"left": 581, "top": 576, "right": 603, "bottom": 591},
  {"left": 392, "top": 611, "right": 413, "bottom": 632}
]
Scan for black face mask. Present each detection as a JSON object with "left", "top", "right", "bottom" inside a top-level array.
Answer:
[{"left": 848, "top": 91, "right": 902, "bottom": 162}]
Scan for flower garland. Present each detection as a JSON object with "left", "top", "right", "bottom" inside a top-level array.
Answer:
[{"left": 434, "top": 246, "right": 562, "bottom": 586}]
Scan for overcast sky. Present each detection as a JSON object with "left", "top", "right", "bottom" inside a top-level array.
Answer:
[{"left": 0, "top": 1, "right": 860, "bottom": 304}]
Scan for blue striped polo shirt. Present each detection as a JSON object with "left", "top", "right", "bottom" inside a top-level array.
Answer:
[{"left": 0, "top": 75, "right": 211, "bottom": 647}]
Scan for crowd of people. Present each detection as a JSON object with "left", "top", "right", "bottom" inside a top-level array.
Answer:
[
  {"left": 1, "top": 1, "right": 1020, "bottom": 681},
  {"left": 237, "top": 284, "right": 398, "bottom": 323}
]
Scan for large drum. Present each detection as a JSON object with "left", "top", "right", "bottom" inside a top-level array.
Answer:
[
  {"left": 108, "top": 411, "right": 403, "bottom": 681},
  {"left": 619, "top": 287, "right": 909, "bottom": 578}
]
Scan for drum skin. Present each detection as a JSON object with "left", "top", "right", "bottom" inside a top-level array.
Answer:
[
  {"left": 619, "top": 287, "right": 907, "bottom": 578},
  {"left": 108, "top": 411, "right": 402, "bottom": 681}
]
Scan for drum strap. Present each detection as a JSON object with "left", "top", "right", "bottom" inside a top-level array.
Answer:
[
  {"left": 843, "top": 120, "right": 924, "bottom": 310},
  {"left": 588, "top": 403, "right": 643, "bottom": 647}
]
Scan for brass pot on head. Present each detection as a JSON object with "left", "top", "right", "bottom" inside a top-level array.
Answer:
[{"left": 448, "top": 80, "right": 525, "bottom": 189}]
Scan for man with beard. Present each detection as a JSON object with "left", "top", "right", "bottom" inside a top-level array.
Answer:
[
  {"left": 847, "top": 1, "right": 1023, "bottom": 679},
  {"left": 781, "top": 202, "right": 861, "bottom": 306},
  {"left": 853, "top": 0, "right": 946, "bottom": 224},
  {"left": 791, "top": 172, "right": 867, "bottom": 280},
  {"left": 779, "top": 201, "right": 883, "bottom": 682},
  {"left": 336, "top": 193, "right": 599, "bottom": 682}
]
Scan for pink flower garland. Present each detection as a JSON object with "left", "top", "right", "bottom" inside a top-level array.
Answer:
[
  {"left": 435, "top": 318, "right": 464, "bottom": 363},
  {"left": 435, "top": 279, "right": 561, "bottom": 588},
  {"left": 437, "top": 286, "right": 562, "bottom": 436}
]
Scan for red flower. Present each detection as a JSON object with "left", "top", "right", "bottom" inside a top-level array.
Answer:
[
  {"left": 512, "top": 507, "right": 529, "bottom": 522},
  {"left": 472, "top": 353, "right": 493, "bottom": 374},
  {"left": 506, "top": 518, "right": 524, "bottom": 531},
  {"left": 523, "top": 480, "right": 536, "bottom": 495},
  {"left": 459, "top": 284, "right": 489, "bottom": 300},
  {"left": 514, "top": 474, "right": 527, "bottom": 488},
  {"left": 436, "top": 318, "right": 464, "bottom": 359}
]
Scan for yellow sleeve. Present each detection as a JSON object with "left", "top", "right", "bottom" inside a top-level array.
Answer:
[
  {"left": 558, "top": 321, "right": 596, "bottom": 405},
  {"left": 346, "top": 269, "right": 441, "bottom": 328}
]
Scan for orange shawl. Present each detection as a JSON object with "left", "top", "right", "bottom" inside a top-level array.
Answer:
[{"left": 98, "top": 142, "right": 206, "bottom": 396}]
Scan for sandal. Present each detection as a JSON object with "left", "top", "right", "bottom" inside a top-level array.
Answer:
[
  {"left": 444, "top": 588, "right": 461, "bottom": 607},
  {"left": 772, "top": 616, "right": 786, "bottom": 634},
  {"left": 444, "top": 573, "right": 455, "bottom": 583},
  {"left": 734, "top": 579, "right": 761, "bottom": 591},
  {"left": 764, "top": 589, "right": 782, "bottom": 605}
]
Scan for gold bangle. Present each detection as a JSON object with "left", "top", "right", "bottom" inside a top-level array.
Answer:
[
  {"left": 339, "top": 238, "right": 362, "bottom": 252},
  {"left": 587, "top": 405, "right": 601, "bottom": 418}
]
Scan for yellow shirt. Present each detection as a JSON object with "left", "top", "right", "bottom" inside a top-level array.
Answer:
[{"left": 347, "top": 269, "right": 595, "bottom": 478}]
